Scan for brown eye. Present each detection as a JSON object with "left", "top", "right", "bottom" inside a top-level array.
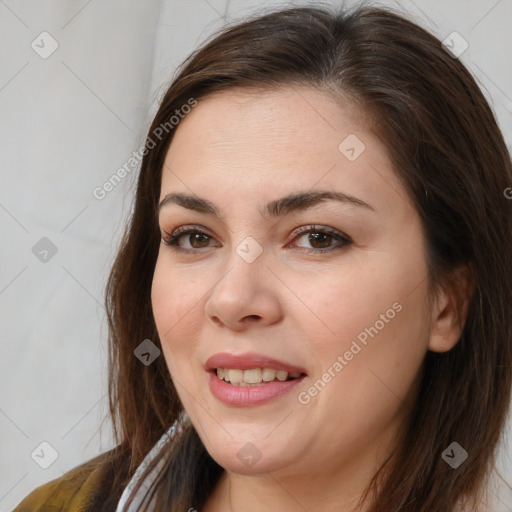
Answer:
[
  {"left": 186, "top": 232, "right": 211, "bottom": 249},
  {"left": 291, "top": 225, "right": 351, "bottom": 253},
  {"left": 162, "top": 227, "right": 216, "bottom": 251},
  {"left": 304, "top": 231, "right": 333, "bottom": 249}
]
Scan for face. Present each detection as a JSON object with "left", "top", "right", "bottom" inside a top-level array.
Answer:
[{"left": 151, "top": 86, "right": 433, "bottom": 481}]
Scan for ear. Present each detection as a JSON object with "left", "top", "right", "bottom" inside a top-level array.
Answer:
[{"left": 428, "top": 264, "right": 474, "bottom": 353}]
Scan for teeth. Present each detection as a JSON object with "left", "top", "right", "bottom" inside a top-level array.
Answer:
[
  {"left": 226, "top": 369, "right": 244, "bottom": 384},
  {"left": 276, "top": 370, "right": 288, "bottom": 381},
  {"left": 262, "top": 368, "right": 276, "bottom": 381},
  {"left": 216, "top": 367, "right": 302, "bottom": 385},
  {"left": 244, "top": 368, "right": 262, "bottom": 383}
]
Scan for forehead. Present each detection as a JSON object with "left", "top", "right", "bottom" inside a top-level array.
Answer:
[
  {"left": 167, "top": 86, "right": 363, "bottom": 155},
  {"left": 160, "top": 86, "right": 411, "bottom": 216}
]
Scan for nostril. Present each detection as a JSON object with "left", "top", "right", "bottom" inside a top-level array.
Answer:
[{"left": 210, "top": 316, "right": 223, "bottom": 326}]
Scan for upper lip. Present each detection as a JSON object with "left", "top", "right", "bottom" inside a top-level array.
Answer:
[{"left": 205, "top": 352, "right": 307, "bottom": 375}]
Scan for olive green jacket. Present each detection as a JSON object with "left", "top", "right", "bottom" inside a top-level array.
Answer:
[{"left": 12, "top": 448, "right": 131, "bottom": 512}]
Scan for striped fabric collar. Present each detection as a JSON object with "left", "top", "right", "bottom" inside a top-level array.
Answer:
[{"left": 115, "top": 413, "right": 189, "bottom": 512}]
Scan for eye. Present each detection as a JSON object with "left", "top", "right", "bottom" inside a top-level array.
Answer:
[
  {"left": 289, "top": 225, "right": 352, "bottom": 254},
  {"left": 161, "top": 225, "right": 216, "bottom": 252}
]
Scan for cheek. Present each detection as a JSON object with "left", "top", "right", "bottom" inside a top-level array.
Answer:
[
  {"left": 151, "top": 258, "right": 204, "bottom": 358},
  {"left": 286, "top": 261, "right": 401, "bottom": 353},
  {"left": 298, "top": 280, "right": 428, "bottom": 461},
  {"left": 296, "top": 248, "right": 429, "bottom": 400}
]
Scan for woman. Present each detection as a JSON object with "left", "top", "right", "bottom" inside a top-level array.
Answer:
[{"left": 14, "top": 3, "right": 512, "bottom": 511}]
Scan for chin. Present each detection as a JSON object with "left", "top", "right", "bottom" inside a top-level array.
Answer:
[
  {"left": 197, "top": 428, "right": 298, "bottom": 476},
  {"left": 208, "top": 448, "right": 289, "bottom": 476}
]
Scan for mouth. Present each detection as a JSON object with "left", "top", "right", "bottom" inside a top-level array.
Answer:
[
  {"left": 213, "top": 367, "right": 304, "bottom": 386},
  {"left": 205, "top": 352, "right": 308, "bottom": 406}
]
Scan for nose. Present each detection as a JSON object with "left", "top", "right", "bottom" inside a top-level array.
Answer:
[{"left": 204, "top": 246, "right": 284, "bottom": 331}]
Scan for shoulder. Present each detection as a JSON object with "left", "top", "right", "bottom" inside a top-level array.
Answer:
[{"left": 12, "top": 446, "right": 132, "bottom": 512}]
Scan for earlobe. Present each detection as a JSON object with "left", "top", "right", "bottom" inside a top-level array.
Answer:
[{"left": 427, "top": 264, "right": 474, "bottom": 353}]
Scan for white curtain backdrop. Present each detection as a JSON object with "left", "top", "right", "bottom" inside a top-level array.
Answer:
[{"left": 1, "top": 0, "right": 511, "bottom": 509}]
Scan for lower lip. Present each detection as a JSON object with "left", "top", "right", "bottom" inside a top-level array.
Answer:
[{"left": 208, "top": 371, "right": 305, "bottom": 407}]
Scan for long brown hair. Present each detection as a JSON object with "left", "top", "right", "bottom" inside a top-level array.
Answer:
[{"left": 98, "top": 3, "right": 512, "bottom": 511}]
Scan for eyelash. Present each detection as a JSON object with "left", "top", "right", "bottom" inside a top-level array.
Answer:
[{"left": 161, "top": 224, "right": 352, "bottom": 255}]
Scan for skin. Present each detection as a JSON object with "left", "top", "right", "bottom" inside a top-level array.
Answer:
[{"left": 151, "top": 86, "right": 470, "bottom": 511}]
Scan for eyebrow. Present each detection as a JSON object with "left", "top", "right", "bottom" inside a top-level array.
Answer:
[{"left": 158, "top": 190, "right": 376, "bottom": 219}]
